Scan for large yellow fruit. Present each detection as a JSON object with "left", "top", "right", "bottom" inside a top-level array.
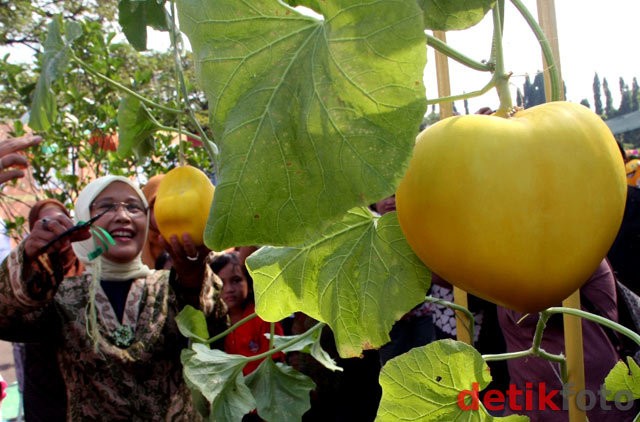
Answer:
[
  {"left": 154, "top": 165, "right": 214, "bottom": 245},
  {"left": 396, "top": 101, "right": 626, "bottom": 312}
]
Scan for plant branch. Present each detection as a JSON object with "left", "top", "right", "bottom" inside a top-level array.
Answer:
[
  {"left": 207, "top": 312, "right": 258, "bottom": 344},
  {"left": 424, "top": 295, "right": 475, "bottom": 340},
  {"left": 509, "top": 0, "right": 561, "bottom": 101},
  {"left": 425, "top": 33, "right": 494, "bottom": 72},
  {"left": 71, "top": 56, "right": 183, "bottom": 114},
  {"left": 425, "top": 79, "right": 496, "bottom": 106},
  {"left": 244, "top": 322, "right": 326, "bottom": 362},
  {"left": 167, "top": 1, "right": 218, "bottom": 162}
]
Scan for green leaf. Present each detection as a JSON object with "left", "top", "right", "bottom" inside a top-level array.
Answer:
[
  {"left": 29, "top": 16, "right": 82, "bottom": 131},
  {"left": 245, "top": 359, "right": 315, "bottom": 421},
  {"left": 247, "top": 209, "right": 431, "bottom": 357},
  {"left": 418, "top": 0, "right": 496, "bottom": 31},
  {"left": 178, "top": 0, "right": 427, "bottom": 249},
  {"left": 181, "top": 344, "right": 256, "bottom": 421},
  {"left": 378, "top": 339, "right": 528, "bottom": 421},
  {"left": 604, "top": 357, "right": 640, "bottom": 402},
  {"left": 175, "top": 305, "right": 210, "bottom": 343},
  {"left": 118, "top": 0, "right": 169, "bottom": 51},
  {"left": 116, "top": 95, "right": 158, "bottom": 159}
]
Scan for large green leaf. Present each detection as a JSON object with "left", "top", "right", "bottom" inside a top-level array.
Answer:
[
  {"left": 181, "top": 345, "right": 256, "bottom": 421},
  {"left": 377, "top": 339, "right": 529, "bottom": 421},
  {"left": 178, "top": 0, "right": 427, "bottom": 249},
  {"left": 247, "top": 209, "right": 431, "bottom": 357},
  {"left": 245, "top": 359, "right": 315, "bottom": 421},
  {"left": 117, "top": 95, "right": 158, "bottom": 159},
  {"left": 418, "top": 0, "right": 496, "bottom": 31},
  {"left": 118, "top": 0, "right": 170, "bottom": 51},
  {"left": 29, "top": 16, "right": 82, "bottom": 131}
]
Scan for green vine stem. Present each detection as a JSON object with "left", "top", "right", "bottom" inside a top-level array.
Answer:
[
  {"left": 544, "top": 307, "right": 640, "bottom": 346},
  {"left": 167, "top": 0, "right": 219, "bottom": 162},
  {"left": 482, "top": 305, "right": 640, "bottom": 385},
  {"left": 425, "top": 33, "right": 494, "bottom": 73},
  {"left": 243, "top": 322, "right": 326, "bottom": 364},
  {"left": 206, "top": 312, "right": 258, "bottom": 344},
  {"left": 509, "top": 0, "right": 562, "bottom": 101},
  {"left": 490, "top": 0, "right": 514, "bottom": 116},
  {"left": 424, "top": 295, "right": 476, "bottom": 340},
  {"left": 71, "top": 56, "right": 182, "bottom": 114}
]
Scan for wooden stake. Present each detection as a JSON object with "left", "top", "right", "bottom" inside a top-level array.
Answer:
[
  {"left": 537, "top": 1, "right": 585, "bottom": 421},
  {"left": 433, "top": 30, "right": 471, "bottom": 345}
]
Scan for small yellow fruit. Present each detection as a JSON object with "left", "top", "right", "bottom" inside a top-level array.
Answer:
[{"left": 154, "top": 165, "right": 214, "bottom": 245}]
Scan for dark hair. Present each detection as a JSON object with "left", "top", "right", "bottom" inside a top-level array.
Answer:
[{"left": 210, "top": 252, "right": 254, "bottom": 305}]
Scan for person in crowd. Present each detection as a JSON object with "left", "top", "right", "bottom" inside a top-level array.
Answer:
[
  {"left": 211, "top": 251, "right": 284, "bottom": 375},
  {"left": 607, "top": 142, "right": 640, "bottom": 296},
  {"left": 0, "top": 175, "right": 226, "bottom": 420},
  {"left": 15, "top": 198, "right": 85, "bottom": 421},
  {"left": 0, "top": 131, "right": 41, "bottom": 187},
  {"left": 497, "top": 259, "right": 639, "bottom": 421}
]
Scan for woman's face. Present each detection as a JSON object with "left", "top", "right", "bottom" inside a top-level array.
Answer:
[
  {"left": 219, "top": 263, "right": 250, "bottom": 312},
  {"left": 89, "top": 182, "right": 148, "bottom": 263}
]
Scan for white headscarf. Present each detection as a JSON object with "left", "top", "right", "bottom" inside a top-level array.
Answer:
[{"left": 72, "top": 175, "right": 152, "bottom": 281}]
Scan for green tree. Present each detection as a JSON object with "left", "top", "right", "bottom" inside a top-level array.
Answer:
[
  {"left": 632, "top": 77, "right": 639, "bottom": 111},
  {"left": 603, "top": 77, "right": 615, "bottom": 118},
  {"left": 593, "top": 73, "right": 603, "bottom": 116},
  {"left": 0, "top": 9, "right": 209, "bottom": 240},
  {"left": 618, "top": 77, "right": 632, "bottom": 115}
]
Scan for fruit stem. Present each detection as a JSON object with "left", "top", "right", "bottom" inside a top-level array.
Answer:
[{"left": 491, "top": 0, "right": 515, "bottom": 117}]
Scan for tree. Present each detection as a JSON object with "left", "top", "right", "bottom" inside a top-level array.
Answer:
[
  {"left": 632, "top": 77, "right": 639, "bottom": 111},
  {"left": 592, "top": 73, "right": 603, "bottom": 116},
  {"left": 0, "top": 9, "right": 209, "bottom": 241},
  {"left": 618, "top": 76, "right": 632, "bottom": 115},
  {"left": 603, "top": 77, "right": 615, "bottom": 118}
]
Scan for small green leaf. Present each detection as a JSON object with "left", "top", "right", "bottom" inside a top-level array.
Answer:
[
  {"left": 378, "top": 339, "right": 528, "bottom": 421},
  {"left": 116, "top": 95, "right": 158, "bottom": 159},
  {"left": 247, "top": 209, "right": 431, "bottom": 357},
  {"left": 245, "top": 359, "right": 315, "bottom": 421},
  {"left": 181, "top": 344, "right": 256, "bottom": 420},
  {"left": 418, "top": 0, "right": 496, "bottom": 31},
  {"left": 175, "top": 305, "right": 210, "bottom": 343},
  {"left": 118, "top": 0, "right": 170, "bottom": 51},
  {"left": 604, "top": 357, "right": 640, "bottom": 402},
  {"left": 272, "top": 330, "right": 342, "bottom": 372},
  {"left": 29, "top": 16, "right": 82, "bottom": 131}
]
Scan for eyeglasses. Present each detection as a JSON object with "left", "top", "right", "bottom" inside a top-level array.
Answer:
[{"left": 90, "top": 201, "right": 148, "bottom": 218}]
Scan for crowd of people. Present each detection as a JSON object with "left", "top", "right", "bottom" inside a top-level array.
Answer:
[{"left": 0, "top": 125, "right": 638, "bottom": 422}]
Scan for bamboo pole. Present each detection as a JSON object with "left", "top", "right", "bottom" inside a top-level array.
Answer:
[
  {"left": 536, "top": 1, "right": 586, "bottom": 421},
  {"left": 433, "top": 30, "right": 471, "bottom": 345}
]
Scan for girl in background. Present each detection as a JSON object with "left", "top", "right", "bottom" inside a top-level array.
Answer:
[{"left": 211, "top": 252, "right": 284, "bottom": 375}]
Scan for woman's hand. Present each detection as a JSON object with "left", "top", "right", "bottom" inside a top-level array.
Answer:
[
  {"left": 0, "top": 133, "right": 42, "bottom": 185},
  {"left": 160, "top": 233, "right": 210, "bottom": 290},
  {"left": 24, "top": 214, "right": 91, "bottom": 262}
]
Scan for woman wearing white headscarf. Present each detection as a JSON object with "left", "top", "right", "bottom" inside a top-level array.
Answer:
[{"left": 0, "top": 175, "right": 225, "bottom": 421}]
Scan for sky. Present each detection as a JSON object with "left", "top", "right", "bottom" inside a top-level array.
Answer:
[
  {"left": 422, "top": 0, "right": 640, "bottom": 113},
  {"left": 3, "top": 1, "right": 639, "bottom": 117}
]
